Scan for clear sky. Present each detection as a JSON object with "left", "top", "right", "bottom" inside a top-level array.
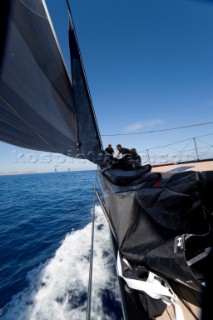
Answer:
[{"left": 1, "top": 0, "right": 213, "bottom": 173}]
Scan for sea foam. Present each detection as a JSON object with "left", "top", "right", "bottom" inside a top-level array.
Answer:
[{"left": 0, "top": 206, "right": 122, "bottom": 320}]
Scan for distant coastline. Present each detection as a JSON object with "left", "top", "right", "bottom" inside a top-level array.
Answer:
[
  {"left": 1, "top": 161, "right": 213, "bottom": 176},
  {"left": 0, "top": 171, "right": 38, "bottom": 176},
  {"left": 0, "top": 169, "right": 97, "bottom": 176}
]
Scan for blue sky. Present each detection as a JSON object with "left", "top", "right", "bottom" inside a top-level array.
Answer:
[{"left": 1, "top": 0, "right": 213, "bottom": 173}]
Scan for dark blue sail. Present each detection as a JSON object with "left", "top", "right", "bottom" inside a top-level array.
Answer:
[
  {"left": 0, "top": 0, "right": 104, "bottom": 163},
  {"left": 67, "top": 2, "right": 104, "bottom": 163}
]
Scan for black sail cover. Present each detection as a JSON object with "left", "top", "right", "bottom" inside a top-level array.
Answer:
[
  {"left": 0, "top": 0, "right": 104, "bottom": 163},
  {"left": 98, "top": 169, "right": 213, "bottom": 293}
]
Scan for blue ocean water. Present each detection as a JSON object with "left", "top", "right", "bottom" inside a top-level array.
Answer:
[{"left": 0, "top": 171, "right": 122, "bottom": 319}]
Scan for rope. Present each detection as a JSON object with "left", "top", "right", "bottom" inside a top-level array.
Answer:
[
  {"left": 86, "top": 186, "right": 96, "bottom": 320},
  {"left": 101, "top": 121, "right": 213, "bottom": 137},
  {"left": 94, "top": 187, "right": 117, "bottom": 242},
  {"left": 171, "top": 283, "right": 200, "bottom": 320},
  {"left": 117, "top": 253, "right": 185, "bottom": 320}
]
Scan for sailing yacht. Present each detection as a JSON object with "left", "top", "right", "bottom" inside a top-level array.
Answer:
[{"left": 0, "top": 1, "right": 212, "bottom": 319}]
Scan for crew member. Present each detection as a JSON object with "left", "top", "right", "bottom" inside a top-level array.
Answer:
[
  {"left": 116, "top": 144, "right": 130, "bottom": 158},
  {"left": 105, "top": 144, "right": 114, "bottom": 155},
  {"left": 130, "top": 148, "right": 141, "bottom": 168}
]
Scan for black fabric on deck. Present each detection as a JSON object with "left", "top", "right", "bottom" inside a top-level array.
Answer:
[
  {"left": 98, "top": 169, "right": 213, "bottom": 293},
  {"left": 0, "top": 0, "right": 104, "bottom": 163},
  {"left": 102, "top": 164, "right": 154, "bottom": 186}
]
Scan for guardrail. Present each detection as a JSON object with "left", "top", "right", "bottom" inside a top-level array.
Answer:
[{"left": 139, "top": 134, "right": 213, "bottom": 165}]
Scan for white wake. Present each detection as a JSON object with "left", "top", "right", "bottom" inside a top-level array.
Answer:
[{"left": 1, "top": 206, "right": 122, "bottom": 320}]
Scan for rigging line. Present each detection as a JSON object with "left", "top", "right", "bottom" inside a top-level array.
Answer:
[
  {"left": 172, "top": 284, "right": 199, "bottom": 320},
  {"left": 155, "top": 142, "right": 185, "bottom": 154},
  {"left": 138, "top": 134, "right": 212, "bottom": 154},
  {"left": 65, "top": 0, "right": 74, "bottom": 29},
  {"left": 165, "top": 308, "right": 173, "bottom": 320},
  {"left": 86, "top": 186, "right": 96, "bottom": 320},
  {"left": 138, "top": 137, "right": 193, "bottom": 153},
  {"left": 175, "top": 139, "right": 194, "bottom": 153},
  {"left": 95, "top": 188, "right": 117, "bottom": 241},
  {"left": 198, "top": 132, "right": 213, "bottom": 138},
  {"left": 101, "top": 121, "right": 213, "bottom": 137},
  {"left": 199, "top": 146, "right": 213, "bottom": 157},
  {"left": 196, "top": 137, "right": 213, "bottom": 147}
]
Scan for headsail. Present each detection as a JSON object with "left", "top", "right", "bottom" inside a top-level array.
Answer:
[
  {"left": 0, "top": 0, "right": 104, "bottom": 163},
  {"left": 67, "top": 1, "right": 104, "bottom": 163}
]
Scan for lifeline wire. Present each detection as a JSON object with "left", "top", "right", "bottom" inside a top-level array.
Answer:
[{"left": 86, "top": 186, "right": 96, "bottom": 320}]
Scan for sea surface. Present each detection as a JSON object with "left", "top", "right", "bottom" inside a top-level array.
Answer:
[{"left": 0, "top": 171, "right": 123, "bottom": 319}]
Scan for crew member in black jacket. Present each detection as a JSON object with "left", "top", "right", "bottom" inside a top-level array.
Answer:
[
  {"left": 116, "top": 144, "right": 130, "bottom": 158},
  {"left": 105, "top": 144, "right": 114, "bottom": 155}
]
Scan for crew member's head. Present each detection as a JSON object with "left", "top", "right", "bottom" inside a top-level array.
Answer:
[
  {"left": 116, "top": 144, "right": 122, "bottom": 151},
  {"left": 130, "top": 148, "right": 137, "bottom": 154}
]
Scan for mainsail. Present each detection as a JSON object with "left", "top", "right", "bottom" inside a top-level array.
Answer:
[{"left": 0, "top": 0, "right": 104, "bottom": 163}]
